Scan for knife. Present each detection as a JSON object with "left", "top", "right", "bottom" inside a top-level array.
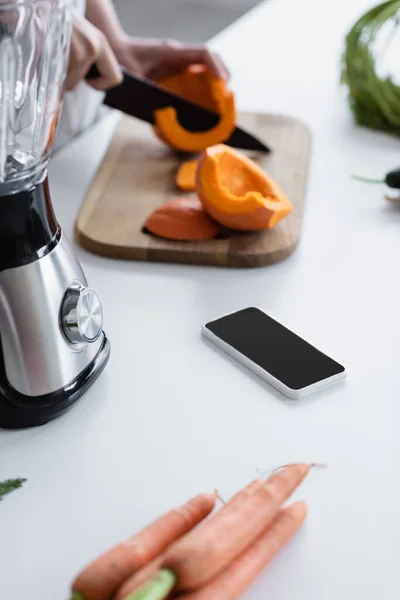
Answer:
[{"left": 86, "top": 65, "right": 270, "bottom": 153}]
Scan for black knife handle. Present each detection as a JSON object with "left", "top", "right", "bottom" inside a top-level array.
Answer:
[{"left": 86, "top": 64, "right": 101, "bottom": 80}]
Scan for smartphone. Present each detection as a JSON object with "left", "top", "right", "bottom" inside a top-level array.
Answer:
[{"left": 202, "top": 307, "right": 346, "bottom": 399}]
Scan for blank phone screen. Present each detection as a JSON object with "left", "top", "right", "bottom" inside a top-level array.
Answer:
[{"left": 205, "top": 307, "right": 345, "bottom": 390}]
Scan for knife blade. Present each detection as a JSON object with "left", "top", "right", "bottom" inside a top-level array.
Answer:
[{"left": 86, "top": 65, "right": 270, "bottom": 152}]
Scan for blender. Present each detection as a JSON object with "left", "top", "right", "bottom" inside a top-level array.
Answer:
[{"left": 0, "top": 0, "right": 110, "bottom": 429}]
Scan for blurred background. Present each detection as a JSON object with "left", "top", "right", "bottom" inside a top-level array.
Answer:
[{"left": 113, "top": 0, "right": 263, "bottom": 42}]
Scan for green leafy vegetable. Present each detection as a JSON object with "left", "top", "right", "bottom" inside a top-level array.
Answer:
[
  {"left": 341, "top": 0, "right": 400, "bottom": 135},
  {"left": 0, "top": 478, "right": 26, "bottom": 500}
]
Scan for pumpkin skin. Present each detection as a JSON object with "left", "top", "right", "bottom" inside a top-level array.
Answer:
[
  {"left": 154, "top": 65, "right": 236, "bottom": 152},
  {"left": 196, "top": 145, "right": 293, "bottom": 231},
  {"left": 176, "top": 159, "right": 199, "bottom": 191},
  {"left": 144, "top": 197, "right": 220, "bottom": 241}
]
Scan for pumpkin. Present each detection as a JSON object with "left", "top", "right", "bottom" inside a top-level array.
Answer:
[
  {"left": 154, "top": 65, "right": 236, "bottom": 152},
  {"left": 176, "top": 159, "right": 199, "bottom": 191},
  {"left": 45, "top": 107, "right": 61, "bottom": 153},
  {"left": 144, "top": 197, "right": 220, "bottom": 241},
  {"left": 156, "top": 64, "right": 219, "bottom": 110},
  {"left": 196, "top": 145, "right": 293, "bottom": 231}
]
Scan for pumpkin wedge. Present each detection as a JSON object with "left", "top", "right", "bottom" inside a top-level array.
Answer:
[
  {"left": 196, "top": 145, "right": 293, "bottom": 231},
  {"left": 156, "top": 64, "right": 219, "bottom": 110},
  {"left": 154, "top": 65, "right": 236, "bottom": 152},
  {"left": 176, "top": 159, "right": 199, "bottom": 191},
  {"left": 144, "top": 197, "right": 220, "bottom": 241}
]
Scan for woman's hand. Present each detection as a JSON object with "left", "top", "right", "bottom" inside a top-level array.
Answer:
[
  {"left": 65, "top": 12, "right": 123, "bottom": 91},
  {"left": 83, "top": 0, "right": 229, "bottom": 82},
  {"left": 111, "top": 36, "right": 230, "bottom": 82}
]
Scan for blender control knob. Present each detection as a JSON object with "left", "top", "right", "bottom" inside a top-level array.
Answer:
[{"left": 61, "top": 282, "right": 103, "bottom": 344}]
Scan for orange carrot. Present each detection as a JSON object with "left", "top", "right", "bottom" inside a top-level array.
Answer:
[
  {"left": 176, "top": 160, "right": 199, "bottom": 191},
  {"left": 115, "top": 481, "right": 263, "bottom": 600},
  {"left": 225, "top": 479, "right": 265, "bottom": 504},
  {"left": 70, "top": 493, "right": 216, "bottom": 600},
  {"left": 175, "top": 501, "right": 308, "bottom": 600},
  {"left": 113, "top": 479, "right": 265, "bottom": 600},
  {"left": 162, "top": 464, "right": 310, "bottom": 591}
]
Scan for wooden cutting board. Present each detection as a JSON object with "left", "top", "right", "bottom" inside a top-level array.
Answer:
[{"left": 75, "top": 113, "right": 311, "bottom": 267}]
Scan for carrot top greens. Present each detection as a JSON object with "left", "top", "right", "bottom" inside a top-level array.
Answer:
[
  {"left": 341, "top": 0, "right": 400, "bottom": 136},
  {"left": 0, "top": 478, "right": 26, "bottom": 501},
  {"left": 122, "top": 569, "right": 175, "bottom": 600}
]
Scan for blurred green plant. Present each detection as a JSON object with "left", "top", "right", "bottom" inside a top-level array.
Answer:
[
  {"left": 0, "top": 478, "right": 26, "bottom": 501},
  {"left": 341, "top": 0, "right": 400, "bottom": 136}
]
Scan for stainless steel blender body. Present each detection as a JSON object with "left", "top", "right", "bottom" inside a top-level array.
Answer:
[{"left": 0, "top": 0, "right": 110, "bottom": 428}]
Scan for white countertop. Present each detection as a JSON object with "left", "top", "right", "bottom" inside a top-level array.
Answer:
[{"left": 1, "top": 0, "right": 400, "bottom": 598}]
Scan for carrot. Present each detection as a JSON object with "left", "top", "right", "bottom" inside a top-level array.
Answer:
[
  {"left": 70, "top": 493, "right": 216, "bottom": 600},
  {"left": 162, "top": 463, "right": 310, "bottom": 591},
  {"left": 224, "top": 479, "right": 265, "bottom": 504},
  {"left": 175, "top": 501, "right": 308, "bottom": 600},
  {"left": 115, "top": 480, "right": 264, "bottom": 600},
  {"left": 176, "top": 160, "right": 199, "bottom": 191}
]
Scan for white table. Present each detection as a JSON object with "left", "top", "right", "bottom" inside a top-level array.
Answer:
[{"left": 1, "top": 0, "right": 400, "bottom": 598}]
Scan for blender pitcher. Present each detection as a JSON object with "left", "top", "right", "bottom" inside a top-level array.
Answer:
[{"left": 0, "top": 0, "right": 110, "bottom": 429}]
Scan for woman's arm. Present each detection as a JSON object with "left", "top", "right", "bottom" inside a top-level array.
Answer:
[
  {"left": 66, "top": 10, "right": 122, "bottom": 91},
  {"left": 85, "top": 0, "right": 126, "bottom": 50},
  {"left": 84, "top": 0, "right": 229, "bottom": 81}
]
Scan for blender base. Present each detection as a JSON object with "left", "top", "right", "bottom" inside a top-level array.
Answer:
[{"left": 0, "top": 334, "right": 110, "bottom": 430}]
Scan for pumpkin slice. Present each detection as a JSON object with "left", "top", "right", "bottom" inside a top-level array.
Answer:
[
  {"left": 154, "top": 65, "right": 236, "bottom": 152},
  {"left": 176, "top": 159, "right": 199, "bottom": 191},
  {"left": 45, "top": 105, "right": 61, "bottom": 153},
  {"left": 144, "top": 197, "right": 220, "bottom": 241},
  {"left": 156, "top": 64, "right": 219, "bottom": 110},
  {"left": 196, "top": 144, "right": 293, "bottom": 231}
]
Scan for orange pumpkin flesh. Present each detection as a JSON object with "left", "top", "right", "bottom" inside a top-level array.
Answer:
[
  {"left": 154, "top": 65, "right": 236, "bottom": 152},
  {"left": 156, "top": 64, "right": 218, "bottom": 110},
  {"left": 144, "top": 197, "right": 220, "bottom": 241},
  {"left": 196, "top": 145, "right": 293, "bottom": 231},
  {"left": 176, "top": 159, "right": 199, "bottom": 191},
  {"left": 45, "top": 106, "right": 61, "bottom": 153}
]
